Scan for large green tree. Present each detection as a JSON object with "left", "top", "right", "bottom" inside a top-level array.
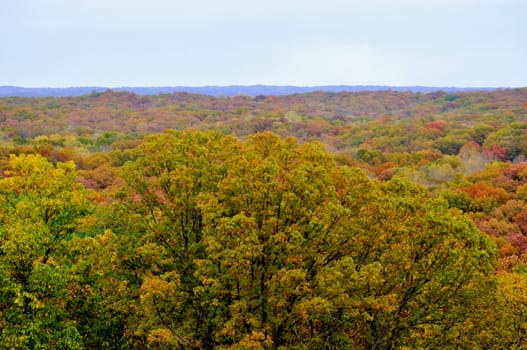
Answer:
[
  {"left": 114, "top": 131, "right": 496, "bottom": 349},
  {"left": 0, "top": 154, "right": 92, "bottom": 349}
]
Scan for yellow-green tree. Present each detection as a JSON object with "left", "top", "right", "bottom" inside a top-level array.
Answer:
[
  {"left": 115, "top": 131, "right": 496, "bottom": 349},
  {"left": 115, "top": 130, "right": 236, "bottom": 348},
  {"left": 0, "top": 154, "right": 92, "bottom": 348}
]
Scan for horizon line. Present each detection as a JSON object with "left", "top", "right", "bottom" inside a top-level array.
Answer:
[{"left": 1, "top": 84, "right": 521, "bottom": 89}]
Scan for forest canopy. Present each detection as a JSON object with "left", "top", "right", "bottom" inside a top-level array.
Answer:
[{"left": 1, "top": 89, "right": 527, "bottom": 348}]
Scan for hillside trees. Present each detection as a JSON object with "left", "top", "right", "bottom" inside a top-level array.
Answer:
[
  {"left": 1, "top": 87, "right": 527, "bottom": 348},
  {"left": 483, "top": 123, "right": 527, "bottom": 161},
  {"left": 2, "top": 88, "right": 527, "bottom": 165}
]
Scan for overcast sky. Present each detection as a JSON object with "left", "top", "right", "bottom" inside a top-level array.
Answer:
[{"left": 2, "top": 0, "right": 526, "bottom": 87}]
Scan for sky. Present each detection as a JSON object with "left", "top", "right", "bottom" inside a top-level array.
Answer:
[{"left": 2, "top": 0, "right": 526, "bottom": 88}]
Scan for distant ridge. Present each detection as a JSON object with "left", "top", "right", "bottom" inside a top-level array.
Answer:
[{"left": 0, "top": 85, "right": 502, "bottom": 98}]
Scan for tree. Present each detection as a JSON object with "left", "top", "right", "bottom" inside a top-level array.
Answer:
[
  {"left": 114, "top": 130, "right": 496, "bottom": 349},
  {"left": 483, "top": 123, "right": 527, "bottom": 161},
  {"left": 471, "top": 271, "right": 527, "bottom": 349},
  {"left": 0, "top": 154, "right": 92, "bottom": 348},
  {"left": 116, "top": 130, "right": 236, "bottom": 348}
]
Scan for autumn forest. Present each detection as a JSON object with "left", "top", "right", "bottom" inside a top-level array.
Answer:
[{"left": 1, "top": 88, "right": 527, "bottom": 349}]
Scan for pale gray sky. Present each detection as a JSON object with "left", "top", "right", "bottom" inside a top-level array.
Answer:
[{"left": 2, "top": 0, "right": 526, "bottom": 87}]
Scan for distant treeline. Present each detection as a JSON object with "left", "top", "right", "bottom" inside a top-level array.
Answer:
[{"left": 0, "top": 84, "right": 501, "bottom": 98}]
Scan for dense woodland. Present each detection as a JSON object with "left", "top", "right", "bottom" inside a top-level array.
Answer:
[{"left": 0, "top": 88, "right": 527, "bottom": 349}]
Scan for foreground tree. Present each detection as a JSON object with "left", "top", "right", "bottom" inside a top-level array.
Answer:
[
  {"left": 114, "top": 131, "right": 496, "bottom": 349},
  {"left": 0, "top": 154, "right": 92, "bottom": 348}
]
